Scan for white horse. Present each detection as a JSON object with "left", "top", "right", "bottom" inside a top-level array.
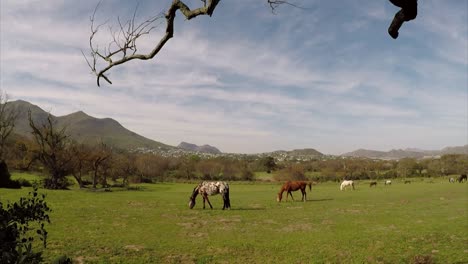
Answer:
[
  {"left": 340, "top": 180, "right": 355, "bottom": 191},
  {"left": 189, "top": 181, "right": 231, "bottom": 210},
  {"left": 385, "top": 180, "right": 392, "bottom": 185},
  {"left": 449, "top": 177, "right": 455, "bottom": 183}
]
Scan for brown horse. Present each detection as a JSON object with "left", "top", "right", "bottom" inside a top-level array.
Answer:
[
  {"left": 369, "top": 181, "right": 377, "bottom": 187},
  {"left": 277, "top": 181, "right": 312, "bottom": 202}
]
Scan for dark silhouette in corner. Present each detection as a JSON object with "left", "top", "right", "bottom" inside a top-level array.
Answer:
[{"left": 388, "top": 0, "right": 418, "bottom": 39}]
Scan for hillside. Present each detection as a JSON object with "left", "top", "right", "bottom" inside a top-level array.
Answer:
[
  {"left": 177, "top": 142, "right": 222, "bottom": 154},
  {"left": 7, "top": 100, "right": 173, "bottom": 151},
  {"left": 341, "top": 145, "right": 468, "bottom": 159}
]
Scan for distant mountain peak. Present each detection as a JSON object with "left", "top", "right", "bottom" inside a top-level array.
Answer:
[
  {"left": 177, "top": 142, "right": 222, "bottom": 154},
  {"left": 9, "top": 100, "right": 172, "bottom": 151}
]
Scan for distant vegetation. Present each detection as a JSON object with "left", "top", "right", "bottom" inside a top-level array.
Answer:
[
  {"left": 4, "top": 128, "right": 468, "bottom": 189},
  {"left": 1, "top": 99, "right": 467, "bottom": 190}
]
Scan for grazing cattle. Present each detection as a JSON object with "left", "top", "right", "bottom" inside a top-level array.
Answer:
[
  {"left": 369, "top": 181, "right": 377, "bottom": 187},
  {"left": 385, "top": 180, "right": 392, "bottom": 185},
  {"left": 277, "top": 181, "right": 312, "bottom": 202},
  {"left": 189, "top": 181, "right": 230, "bottom": 210},
  {"left": 340, "top": 180, "right": 355, "bottom": 191},
  {"left": 404, "top": 180, "right": 411, "bottom": 184},
  {"left": 457, "top": 174, "right": 467, "bottom": 183},
  {"left": 449, "top": 177, "right": 455, "bottom": 183}
]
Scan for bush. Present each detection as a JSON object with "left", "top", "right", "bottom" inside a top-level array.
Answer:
[
  {"left": 0, "top": 185, "right": 51, "bottom": 264},
  {"left": 239, "top": 169, "right": 254, "bottom": 181},
  {"left": 42, "top": 177, "right": 71, "bottom": 190}
]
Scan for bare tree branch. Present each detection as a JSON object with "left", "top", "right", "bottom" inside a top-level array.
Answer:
[
  {"left": 0, "top": 90, "right": 19, "bottom": 160},
  {"left": 267, "top": 0, "right": 305, "bottom": 14},
  {"left": 84, "top": 0, "right": 221, "bottom": 86}
]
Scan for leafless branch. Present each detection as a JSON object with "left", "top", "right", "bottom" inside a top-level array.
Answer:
[
  {"left": 84, "top": 0, "right": 221, "bottom": 86},
  {"left": 267, "top": 0, "right": 305, "bottom": 14},
  {"left": 0, "top": 90, "right": 19, "bottom": 160}
]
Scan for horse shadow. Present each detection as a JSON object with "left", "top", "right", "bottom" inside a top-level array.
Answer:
[
  {"left": 306, "top": 198, "right": 334, "bottom": 202},
  {"left": 229, "top": 207, "right": 266, "bottom": 211}
]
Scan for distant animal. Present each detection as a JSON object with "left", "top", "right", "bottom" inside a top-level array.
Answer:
[
  {"left": 404, "top": 180, "right": 411, "bottom": 184},
  {"left": 340, "top": 180, "right": 355, "bottom": 191},
  {"left": 449, "top": 177, "right": 455, "bottom": 183},
  {"left": 369, "top": 181, "right": 377, "bottom": 187},
  {"left": 385, "top": 180, "right": 392, "bottom": 185},
  {"left": 188, "top": 181, "right": 230, "bottom": 210},
  {"left": 277, "top": 181, "right": 312, "bottom": 202},
  {"left": 458, "top": 174, "right": 467, "bottom": 183}
]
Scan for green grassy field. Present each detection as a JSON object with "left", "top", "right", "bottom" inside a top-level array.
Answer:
[{"left": 1, "top": 173, "right": 467, "bottom": 263}]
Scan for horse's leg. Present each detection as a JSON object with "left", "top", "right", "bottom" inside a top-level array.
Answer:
[
  {"left": 202, "top": 195, "right": 206, "bottom": 209},
  {"left": 288, "top": 191, "right": 294, "bottom": 201},
  {"left": 205, "top": 195, "right": 213, "bottom": 209},
  {"left": 302, "top": 189, "right": 306, "bottom": 202}
]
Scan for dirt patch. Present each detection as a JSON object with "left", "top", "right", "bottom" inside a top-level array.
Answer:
[
  {"left": 165, "top": 254, "right": 195, "bottom": 264},
  {"left": 75, "top": 256, "right": 85, "bottom": 264},
  {"left": 124, "top": 244, "right": 145, "bottom": 252},
  {"left": 281, "top": 223, "right": 313, "bottom": 232},
  {"left": 187, "top": 232, "right": 208, "bottom": 238}
]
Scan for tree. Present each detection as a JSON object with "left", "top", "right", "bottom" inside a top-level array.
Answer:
[
  {"left": 262, "top": 156, "right": 276, "bottom": 173},
  {"left": 28, "top": 111, "right": 73, "bottom": 189},
  {"left": 85, "top": 1, "right": 417, "bottom": 86},
  {"left": 0, "top": 90, "right": 20, "bottom": 188},
  {"left": 89, "top": 143, "right": 112, "bottom": 188},
  {"left": 69, "top": 142, "right": 92, "bottom": 188}
]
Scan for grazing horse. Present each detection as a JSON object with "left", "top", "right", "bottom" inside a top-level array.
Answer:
[
  {"left": 189, "top": 181, "right": 231, "bottom": 210},
  {"left": 385, "top": 180, "right": 392, "bottom": 185},
  {"left": 369, "top": 181, "right": 377, "bottom": 187},
  {"left": 458, "top": 174, "right": 467, "bottom": 183},
  {"left": 404, "top": 180, "right": 411, "bottom": 184},
  {"left": 277, "top": 181, "right": 312, "bottom": 202},
  {"left": 340, "top": 180, "right": 355, "bottom": 191},
  {"left": 449, "top": 177, "right": 455, "bottom": 183}
]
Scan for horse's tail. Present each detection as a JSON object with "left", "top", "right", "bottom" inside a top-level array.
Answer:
[
  {"left": 307, "top": 182, "right": 312, "bottom": 191},
  {"left": 222, "top": 185, "right": 231, "bottom": 209}
]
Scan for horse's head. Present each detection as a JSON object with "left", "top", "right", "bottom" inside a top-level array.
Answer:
[
  {"left": 188, "top": 197, "right": 196, "bottom": 209},
  {"left": 277, "top": 192, "right": 282, "bottom": 202},
  {"left": 188, "top": 185, "right": 200, "bottom": 209}
]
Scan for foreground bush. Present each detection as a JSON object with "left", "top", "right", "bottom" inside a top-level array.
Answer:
[{"left": 0, "top": 185, "right": 51, "bottom": 263}]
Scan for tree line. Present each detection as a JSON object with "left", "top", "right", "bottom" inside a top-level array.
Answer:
[{"left": 1, "top": 97, "right": 467, "bottom": 190}]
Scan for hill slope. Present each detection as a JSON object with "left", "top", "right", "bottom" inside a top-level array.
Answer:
[
  {"left": 341, "top": 145, "right": 468, "bottom": 159},
  {"left": 177, "top": 142, "right": 222, "bottom": 154},
  {"left": 7, "top": 100, "right": 173, "bottom": 151}
]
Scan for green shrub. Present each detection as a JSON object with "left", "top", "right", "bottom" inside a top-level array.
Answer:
[{"left": 0, "top": 185, "right": 51, "bottom": 263}]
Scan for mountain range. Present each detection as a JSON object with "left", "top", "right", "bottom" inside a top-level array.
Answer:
[
  {"left": 8, "top": 100, "right": 172, "bottom": 151},
  {"left": 341, "top": 145, "right": 468, "bottom": 159},
  {"left": 6, "top": 100, "right": 467, "bottom": 158}
]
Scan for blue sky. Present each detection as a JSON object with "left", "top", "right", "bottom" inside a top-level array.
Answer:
[{"left": 1, "top": 0, "right": 467, "bottom": 154}]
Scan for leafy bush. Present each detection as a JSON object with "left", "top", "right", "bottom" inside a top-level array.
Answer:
[
  {"left": 0, "top": 185, "right": 51, "bottom": 263},
  {"left": 42, "top": 177, "right": 71, "bottom": 190}
]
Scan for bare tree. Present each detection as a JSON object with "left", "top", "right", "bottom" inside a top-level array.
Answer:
[
  {"left": 28, "top": 111, "right": 73, "bottom": 189},
  {"left": 89, "top": 142, "right": 112, "bottom": 188},
  {"left": 0, "top": 90, "right": 20, "bottom": 187},
  {"left": 0, "top": 91, "right": 19, "bottom": 161}
]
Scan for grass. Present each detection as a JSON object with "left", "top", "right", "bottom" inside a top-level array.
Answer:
[{"left": 1, "top": 173, "right": 467, "bottom": 263}]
